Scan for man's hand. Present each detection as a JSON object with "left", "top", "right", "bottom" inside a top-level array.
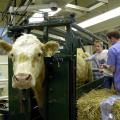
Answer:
[
  {"left": 100, "top": 64, "right": 109, "bottom": 69},
  {"left": 99, "top": 64, "right": 104, "bottom": 73},
  {"left": 100, "top": 64, "right": 115, "bottom": 74}
]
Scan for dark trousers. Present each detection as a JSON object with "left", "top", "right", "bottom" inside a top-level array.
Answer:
[{"left": 103, "top": 76, "right": 113, "bottom": 89}]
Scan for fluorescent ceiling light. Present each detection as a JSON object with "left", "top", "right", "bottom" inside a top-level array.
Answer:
[
  {"left": 29, "top": 8, "right": 61, "bottom": 23},
  {"left": 78, "top": 7, "right": 120, "bottom": 28}
]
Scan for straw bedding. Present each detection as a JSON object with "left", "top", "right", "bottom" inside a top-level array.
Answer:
[
  {"left": 77, "top": 89, "right": 120, "bottom": 120},
  {"left": 112, "top": 100, "right": 120, "bottom": 120}
]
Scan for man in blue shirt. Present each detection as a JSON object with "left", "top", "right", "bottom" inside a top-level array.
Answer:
[{"left": 106, "top": 30, "right": 120, "bottom": 91}]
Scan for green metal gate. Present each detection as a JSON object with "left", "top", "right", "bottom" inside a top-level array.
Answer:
[{"left": 8, "top": 55, "right": 76, "bottom": 120}]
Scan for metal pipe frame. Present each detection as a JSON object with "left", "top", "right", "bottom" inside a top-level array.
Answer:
[
  {"left": 8, "top": 16, "right": 107, "bottom": 48},
  {"left": 8, "top": 16, "right": 98, "bottom": 45},
  {"left": 8, "top": 17, "right": 74, "bottom": 32},
  {"left": 31, "top": 32, "right": 66, "bottom": 45},
  {"left": 48, "top": 28, "right": 94, "bottom": 45},
  {"left": 71, "top": 23, "right": 108, "bottom": 45}
]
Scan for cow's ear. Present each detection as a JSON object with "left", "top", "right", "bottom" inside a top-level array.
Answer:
[
  {"left": 0, "top": 40, "right": 12, "bottom": 53},
  {"left": 42, "top": 41, "right": 59, "bottom": 57}
]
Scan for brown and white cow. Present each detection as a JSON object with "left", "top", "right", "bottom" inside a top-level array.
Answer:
[
  {"left": 0, "top": 34, "right": 59, "bottom": 109},
  {"left": 0, "top": 34, "right": 93, "bottom": 113}
]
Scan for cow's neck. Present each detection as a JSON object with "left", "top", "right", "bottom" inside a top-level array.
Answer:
[{"left": 32, "top": 63, "right": 45, "bottom": 109}]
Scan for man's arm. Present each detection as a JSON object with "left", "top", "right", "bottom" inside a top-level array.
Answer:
[
  {"left": 107, "top": 48, "right": 116, "bottom": 74},
  {"left": 102, "top": 64, "right": 115, "bottom": 73},
  {"left": 109, "top": 65, "right": 115, "bottom": 73}
]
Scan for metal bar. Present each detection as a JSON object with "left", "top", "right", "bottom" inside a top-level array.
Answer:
[
  {"left": 97, "top": 0, "right": 108, "bottom": 3},
  {"left": 74, "top": 31, "right": 93, "bottom": 44},
  {"left": 0, "top": 96, "right": 8, "bottom": 100},
  {"left": 71, "top": 23, "right": 108, "bottom": 44},
  {"left": 8, "top": 18, "right": 73, "bottom": 32},
  {"left": 18, "top": 0, "right": 26, "bottom": 6},
  {"left": 0, "top": 63, "right": 8, "bottom": 65},
  {"left": 0, "top": 12, "right": 26, "bottom": 16},
  {"left": 1, "top": 0, "right": 13, "bottom": 20},
  {"left": 9, "top": 4, "right": 58, "bottom": 12},
  {"left": 34, "top": 27, "right": 93, "bottom": 46},
  {"left": 43, "top": 13, "right": 48, "bottom": 42},
  {"left": 75, "top": 0, "right": 78, "bottom": 5},
  {"left": 8, "top": 18, "right": 93, "bottom": 45},
  {"left": 66, "top": 4, "right": 89, "bottom": 12},
  {"left": 0, "top": 86, "right": 8, "bottom": 89},
  {"left": 49, "top": 28, "right": 93, "bottom": 45},
  {"left": 48, "top": 28, "right": 66, "bottom": 38},
  {"left": 16, "top": 11, "right": 27, "bottom": 25},
  {"left": 0, "top": 80, "right": 8, "bottom": 81},
  {"left": 89, "top": 2, "right": 104, "bottom": 11},
  {"left": 9, "top": 0, "right": 16, "bottom": 26},
  {"left": 78, "top": 38, "right": 86, "bottom": 52},
  {"left": 31, "top": 32, "right": 65, "bottom": 44},
  {"left": 0, "top": 79, "right": 8, "bottom": 81},
  {"left": 76, "top": 78, "right": 104, "bottom": 99}
]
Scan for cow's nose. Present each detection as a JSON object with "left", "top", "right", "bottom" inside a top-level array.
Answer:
[{"left": 13, "top": 73, "right": 32, "bottom": 81}]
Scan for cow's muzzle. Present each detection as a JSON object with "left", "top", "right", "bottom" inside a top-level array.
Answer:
[
  {"left": 13, "top": 73, "right": 32, "bottom": 81},
  {"left": 12, "top": 73, "right": 32, "bottom": 89}
]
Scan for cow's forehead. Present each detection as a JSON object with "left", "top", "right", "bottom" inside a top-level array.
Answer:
[
  {"left": 13, "top": 44, "right": 40, "bottom": 55},
  {"left": 14, "top": 34, "right": 42, "bottom": 46},
  {"left": 12, "top": 34, "right": 43, "bottom": 55}
]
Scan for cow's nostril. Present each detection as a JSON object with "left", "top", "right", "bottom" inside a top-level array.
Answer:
[
  {"left": 13, "top": 75, "right": 19, "bottom": 81},
  {"left": 13, "top": 73, "right": 32, "bottom": 81},
  {"left": 26, "top": 75, "right": 32, "bottom": 81}
]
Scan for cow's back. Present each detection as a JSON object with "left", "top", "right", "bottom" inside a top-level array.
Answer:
[{"left": 76, "top": 49, "right": 93, "bottom": 85}]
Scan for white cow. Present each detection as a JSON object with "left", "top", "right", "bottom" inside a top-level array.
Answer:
[
  {"left": 0, "top": 34, "right": 93, "bottom": 119},
  {"left": 0, "top": 34, "right": 59, "bottom": 110}
]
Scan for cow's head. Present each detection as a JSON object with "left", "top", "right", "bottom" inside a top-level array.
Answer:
[{"left": 0, "top": 34, "right": 59, "bottom": 89}]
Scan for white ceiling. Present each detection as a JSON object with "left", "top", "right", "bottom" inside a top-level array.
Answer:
[{"left": 0, "top": 0, "right": 120, "bottom": 34}]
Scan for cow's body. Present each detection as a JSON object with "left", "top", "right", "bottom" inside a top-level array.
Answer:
[{"left": 76, "top": 48, "right": 93, "bottom": 85}]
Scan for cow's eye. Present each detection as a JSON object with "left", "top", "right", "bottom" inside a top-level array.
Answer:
[
  {"left": 10, "top": 53, "right": 14, "bottom": 58},
  {"left": 38, "top": 53, "right": 41, "bottom": 57},
  {"left": 11, "top": 53, "right": 14, "bottom": 57},
  {"left": 9, "top": 53, "right": 15, "bottom": 61}
]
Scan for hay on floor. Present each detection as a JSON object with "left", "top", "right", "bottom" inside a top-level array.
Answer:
[
  {"left": 77, "top": 89, "right": 117, "bottom": 120},
  {"left": 112, "top": 100, "right": 120, "bottom": 120}
]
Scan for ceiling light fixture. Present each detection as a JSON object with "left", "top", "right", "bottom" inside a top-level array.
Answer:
[
  {"left": 78, "top": 6, "right": 120, "bottom": 28},
  {"left": 29, "top": 8, "right": 61, "bottom": 23}
]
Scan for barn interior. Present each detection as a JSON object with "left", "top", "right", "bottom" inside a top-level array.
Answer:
[{"left": 0, "top": 0, "right": 120, "bottom": 120}]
